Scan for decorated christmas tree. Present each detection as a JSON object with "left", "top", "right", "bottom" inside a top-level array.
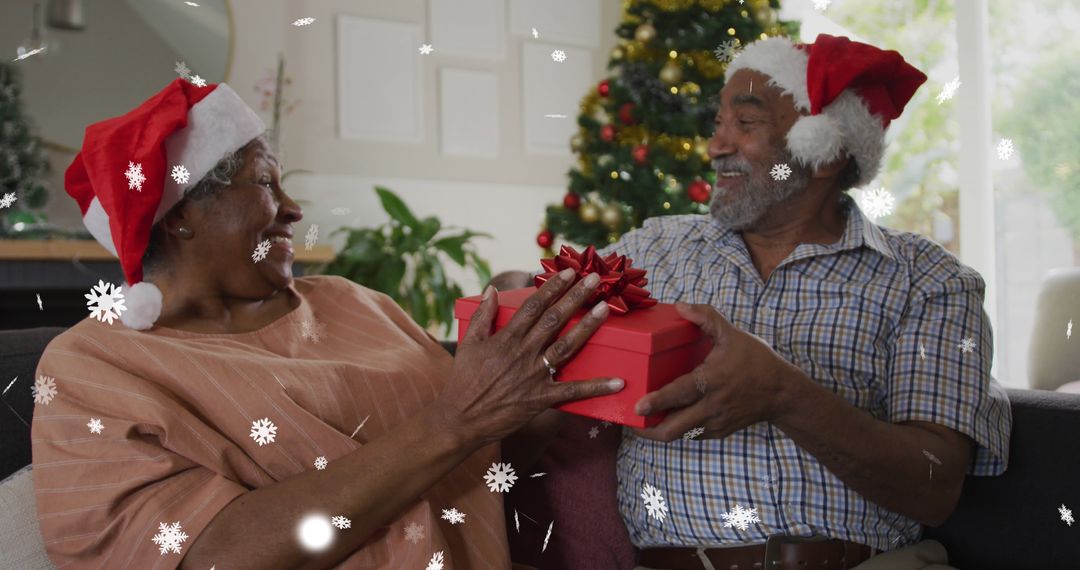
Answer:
[
  {"left": 0, "top": 62, "right": 51, "bottom": 237},
  {"left": 537, "top": 0, "right": 797, "bottom": 251}
]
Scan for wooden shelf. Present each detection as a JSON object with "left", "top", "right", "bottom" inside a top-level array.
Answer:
[{"left": 0, "top": 239, "right": 336, "bottom": 263}]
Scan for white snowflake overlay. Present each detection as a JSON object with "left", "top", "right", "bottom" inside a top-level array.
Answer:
[
  {"left": 483, "top": 462, "right": 518, "bottom": 493},
  {"left": 190, "top": 75, "right": 207, "bottom": 88},
  {"left": 551, "top": 50, "right": 567, "bottom": 62},
  {"left": 1060, "top": 504, "right": 1075, "bottom": 526},
  {"left": 857, "top": 187, "right": 895, "bottom": 220},
  {"left": 996, "top": 138, "right": 1015, "bottom": 160},
  {"left": 85, "top": 280, "right": 127, "bottom": 325},
  {"left": 713, "top": 39, "right": 741, "bottom": 63},
  {"left": 419, "top": 44, "right": 434, "bottom": 55},
  {"left": 641, "top": 483, "right": 669, "bottom": 523},
  {"left": 331, "top": 515, "right": 351, "bottom": 530},
  {"left": 252, "top": 239, "right": 272, "bottom": 262},
  {"left": 812, "top": 0, "right": 831, "bottom": 10},
  {"left": 1068, "top": 319, "right": 1073, "bottom": 340},
  {"left": 936, "top": 77, "right": 961, "bottom": 105},
  {"left": 125, "top": 161, "right": 146, "bottom": 192},
  {"left": 331, "top": 207, "right": 351, "bottom": 215},
  {"left": 174, "top": 61, "right": 191, "bottom": 80},
  {"left": 404, "top": 521, "right": 425, "bottom": 544},
  {"left": 721, "top": 504, "right": 761, "bottom": 531},
  {"left": 682, "top": 426, "right": 705, "bottom": 440},
  {"left": 441, "top": 507, "right": 466, "bottom": 525},
  {"left": 542, "top": 520, "right": 554, "bottom": 552},
  {"left": 249, "top": 417, "right": 278, "bottom": 446},
  {"left": 305, "top": 224, "right": 319, "bottom": 251},
  {"left": 769, "top": 163, "right": 791, "bottom": 181},
  {"left": 426, "top": 550, "right": 445, "bottom": 570},
  {"left": 171, "top": 164, "right": 190, "bottom": 185},
  {"left": 292, "top": 17, "right": 316, "bottom": 26},
  {"left": 588, "top": 426, "right": 600, "bottom": 439},
  {"left": 33, "top": 375, "right": 57, "bottom": 405},
  {"left": 87, "top": 417, "right": 105, "bottom": 435},
  {"left": 314, "top": 456, "right": 328, "bottom": 470},
  {"left": 151, "top": 521, "right": 189, "bottom": 555},
  {"left": 0, "top": 192, "right": 16, "bottom": 209},
  {"left": 959, "top": 337, "right": 976, "bottom": 354},
  {"left": 300, "top": 318, "right": 327, "bottom": 343}
]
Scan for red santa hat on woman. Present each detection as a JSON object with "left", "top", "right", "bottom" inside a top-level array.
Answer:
[
  {"left": 725, "top": 34, "right": 927, "bottom": 187},
  {"left": 65, "top": 79, "right": 266, "bottom": 330}
]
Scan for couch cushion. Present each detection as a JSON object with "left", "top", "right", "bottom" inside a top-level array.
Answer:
[
  {"left": 0, "top": 465, "right": 55, "bottom": 569},
  {"left": 923, "top": 388, "right": 1080, "bottom": 568},
  {"left": 0, "top": 327, "right": 67, "bottom": 480}
]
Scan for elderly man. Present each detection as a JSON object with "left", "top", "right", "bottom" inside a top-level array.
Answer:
[{"left": 584, "top": 34, "right": 1011, "bottom": 570}]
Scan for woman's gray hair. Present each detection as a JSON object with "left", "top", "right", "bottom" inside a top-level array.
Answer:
[{"left": 141, "top": 133, "right": 272, "bottom": 277}]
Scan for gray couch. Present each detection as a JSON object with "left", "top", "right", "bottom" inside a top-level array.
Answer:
[{"left": 3, "top": 326, "right": 1080, "bottom": 568}]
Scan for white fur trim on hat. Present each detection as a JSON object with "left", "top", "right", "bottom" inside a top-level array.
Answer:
[
  {"left": 725, "top": 37, "right": 811, "bottom": 112},
  {"left": 726, "top": 37, "right": 885, "bottom": 187},
  {"left": 119, "top": 281, "right": 164, "bottom": 330},
  {"left": 158, "top": 83, "right": 266, "bottom": 224}
]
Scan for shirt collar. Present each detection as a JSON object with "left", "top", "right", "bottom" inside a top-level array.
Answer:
[{"left": 702, "top": 193, "right": 899, "bottom": 262}]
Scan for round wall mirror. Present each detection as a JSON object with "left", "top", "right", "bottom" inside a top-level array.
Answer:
[{"left": 0, "top": 0, "right": 234, "bottom": 153}]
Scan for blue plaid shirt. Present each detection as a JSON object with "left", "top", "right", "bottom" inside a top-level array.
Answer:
[{"left": 598, "top": 195, "right": 1011, "bottom": 551}]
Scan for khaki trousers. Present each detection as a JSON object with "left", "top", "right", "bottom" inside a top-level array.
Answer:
[{"left": 633, "top": 539, "right": 956, "bottom": 570}]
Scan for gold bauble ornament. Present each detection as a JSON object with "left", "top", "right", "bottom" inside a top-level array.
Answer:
[
  {"left": 679, "top": 81, "right": 701, "bottom": 97},
  {"left": 580, "top": 202, "right": 600, "bottom": 223},
  {"left": 659, "top": 61, "right": 683, "bottom": 85},
  {"left": 571, "top": 133, "right": 584, "bottom": 152},
  {"left": 600, "top": 204, "right": 623, "bottom": 228},
  {"left": 611, "top": 46, "right": 625, "bottom": 60},
  {"left": 695, "top": 139, "right": 708, "bottom": 156},
  {"left": 634, "top": 22, "right": 657, "bottom": 43}
]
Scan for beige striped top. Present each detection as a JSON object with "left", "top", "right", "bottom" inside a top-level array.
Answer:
[{"left": 31, "top": 275, "right": 510, "bottom": 569}]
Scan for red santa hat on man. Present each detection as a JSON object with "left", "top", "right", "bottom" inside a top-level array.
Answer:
[
  {"left": 725, "top": 34, "right": 927, "bottom": 187},
  {"left": 65, "top": 79, "right": 266, "bottom": 330}
]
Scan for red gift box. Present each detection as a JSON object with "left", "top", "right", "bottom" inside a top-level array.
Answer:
[
  {"left": 454, "top": 288, "right": 710, "bottom": 427},
  {"left": 453, "top": 245, "right": 710, "bottom": 427}
]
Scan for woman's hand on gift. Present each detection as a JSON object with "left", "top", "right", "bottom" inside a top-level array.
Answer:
[
  {"left": 434, "top": 267, "right": 626, "bottom": 448},
  {"left": 630, "top": 302, "right": 806, "bottom": 442}
]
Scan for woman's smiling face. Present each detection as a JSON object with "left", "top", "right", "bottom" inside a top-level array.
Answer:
[{"left": 181, "top": 136, "right": 304, "bottom": 294}]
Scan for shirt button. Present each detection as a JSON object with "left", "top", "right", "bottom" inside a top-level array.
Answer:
[{"left": 759, "top": 306, "right": 772, "bottom": 318}]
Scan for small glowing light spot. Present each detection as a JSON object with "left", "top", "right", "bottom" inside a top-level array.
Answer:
[
  {"left": 297, "top": 514, "right": 334, "bottom": 552},
  {"left": 663, "top": 202, "right": 671, "bottom": 209},
  {"left": 668, "top": 50, "right": 678, "bottom": 59},
  {"left": 727, "top": 28, "right": 737, "bottom": 36},
  {"left": 610, "top": 171, "right": 619, "bottom": 179},
  {"left": 670, "top": 86, "right": 678, "bottom": 94}
]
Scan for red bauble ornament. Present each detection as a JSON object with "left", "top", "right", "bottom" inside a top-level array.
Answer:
[
  {"left": 619, "top": 102, "right": 637, "bottom": 125},
  {"left": 598, "top": 79, "right": 610, "bottom": 97},
  {"left": 632, "top": 144, "right": 649, "bottom": 165},
  {"left": 563, "top": 192, "right": 582, "bottom": 210},
  {"left": 600, "top": 125, "right": 616, "bottom": 143},
  {"left": 537, "top": 229, "right": 554, "bottom": 249},
  {"left": 688, "top": 179, "right": 712, "bottom": 203}
]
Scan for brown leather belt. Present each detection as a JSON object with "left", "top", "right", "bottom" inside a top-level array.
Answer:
[{"left": 639, "top": 536, "right": 876, "bottom": 570}]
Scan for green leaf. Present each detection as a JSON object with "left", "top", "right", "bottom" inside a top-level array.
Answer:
[
  {"left": 417, "top": 216, "right": 441, "bottom": 243},
  {"left": 468, "top": 251, "right": 492, "bottom": 286},
  {"left": 408, "top": 285, "right": 429, "bottom": 329},
  {"left": 373, "top": 257, "right": 406, "bottom": 297},
  {"left": 432, "top": 236, "right": 467, "bottom": 266},
  {"left": 375, "top": 186, "right": 421, "bottom": 230}
]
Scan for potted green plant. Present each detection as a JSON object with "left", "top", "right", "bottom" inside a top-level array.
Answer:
[{"left": 318, "top": 186, "right": 492, "bottom": 337}]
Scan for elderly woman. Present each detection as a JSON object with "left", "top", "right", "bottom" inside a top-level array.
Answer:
[{"left": 31, "top": 80, "right": 623, "bottom": 569}]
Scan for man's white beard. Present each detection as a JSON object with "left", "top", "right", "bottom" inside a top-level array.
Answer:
[{"left": 709, "top": 148, "right": 812, "bottom": 231}]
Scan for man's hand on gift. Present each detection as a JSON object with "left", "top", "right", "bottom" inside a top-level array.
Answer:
[{"left": 631, "top": 302, "right": 805, "bottom": 442}]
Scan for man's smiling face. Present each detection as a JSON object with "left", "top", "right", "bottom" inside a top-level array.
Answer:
[{"left": 706, "top": 68, "right": 814, "bottom": 230}]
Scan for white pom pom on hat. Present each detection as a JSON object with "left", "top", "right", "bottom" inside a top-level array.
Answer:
[
  {"left": 119, "top": 281, "right": 164, "bottom": 331},
  {"left": 724, "top": 34, "right": 927, "bottom": 187},
  {"left": 65, "top": 79, "right": 266, "bottom": 330}
]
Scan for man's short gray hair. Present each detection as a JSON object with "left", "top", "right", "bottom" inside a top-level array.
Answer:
[{"left": 141, "top": 133, "right": 271, "bottom": 277}]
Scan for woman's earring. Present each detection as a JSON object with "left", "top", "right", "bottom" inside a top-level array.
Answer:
[{"left": 177, "top": 227, "right": 192, "bottom": 237}]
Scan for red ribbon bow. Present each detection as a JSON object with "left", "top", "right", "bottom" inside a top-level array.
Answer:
[{"left": 533, "top": 245, "right": 658, "bottom": 315}]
